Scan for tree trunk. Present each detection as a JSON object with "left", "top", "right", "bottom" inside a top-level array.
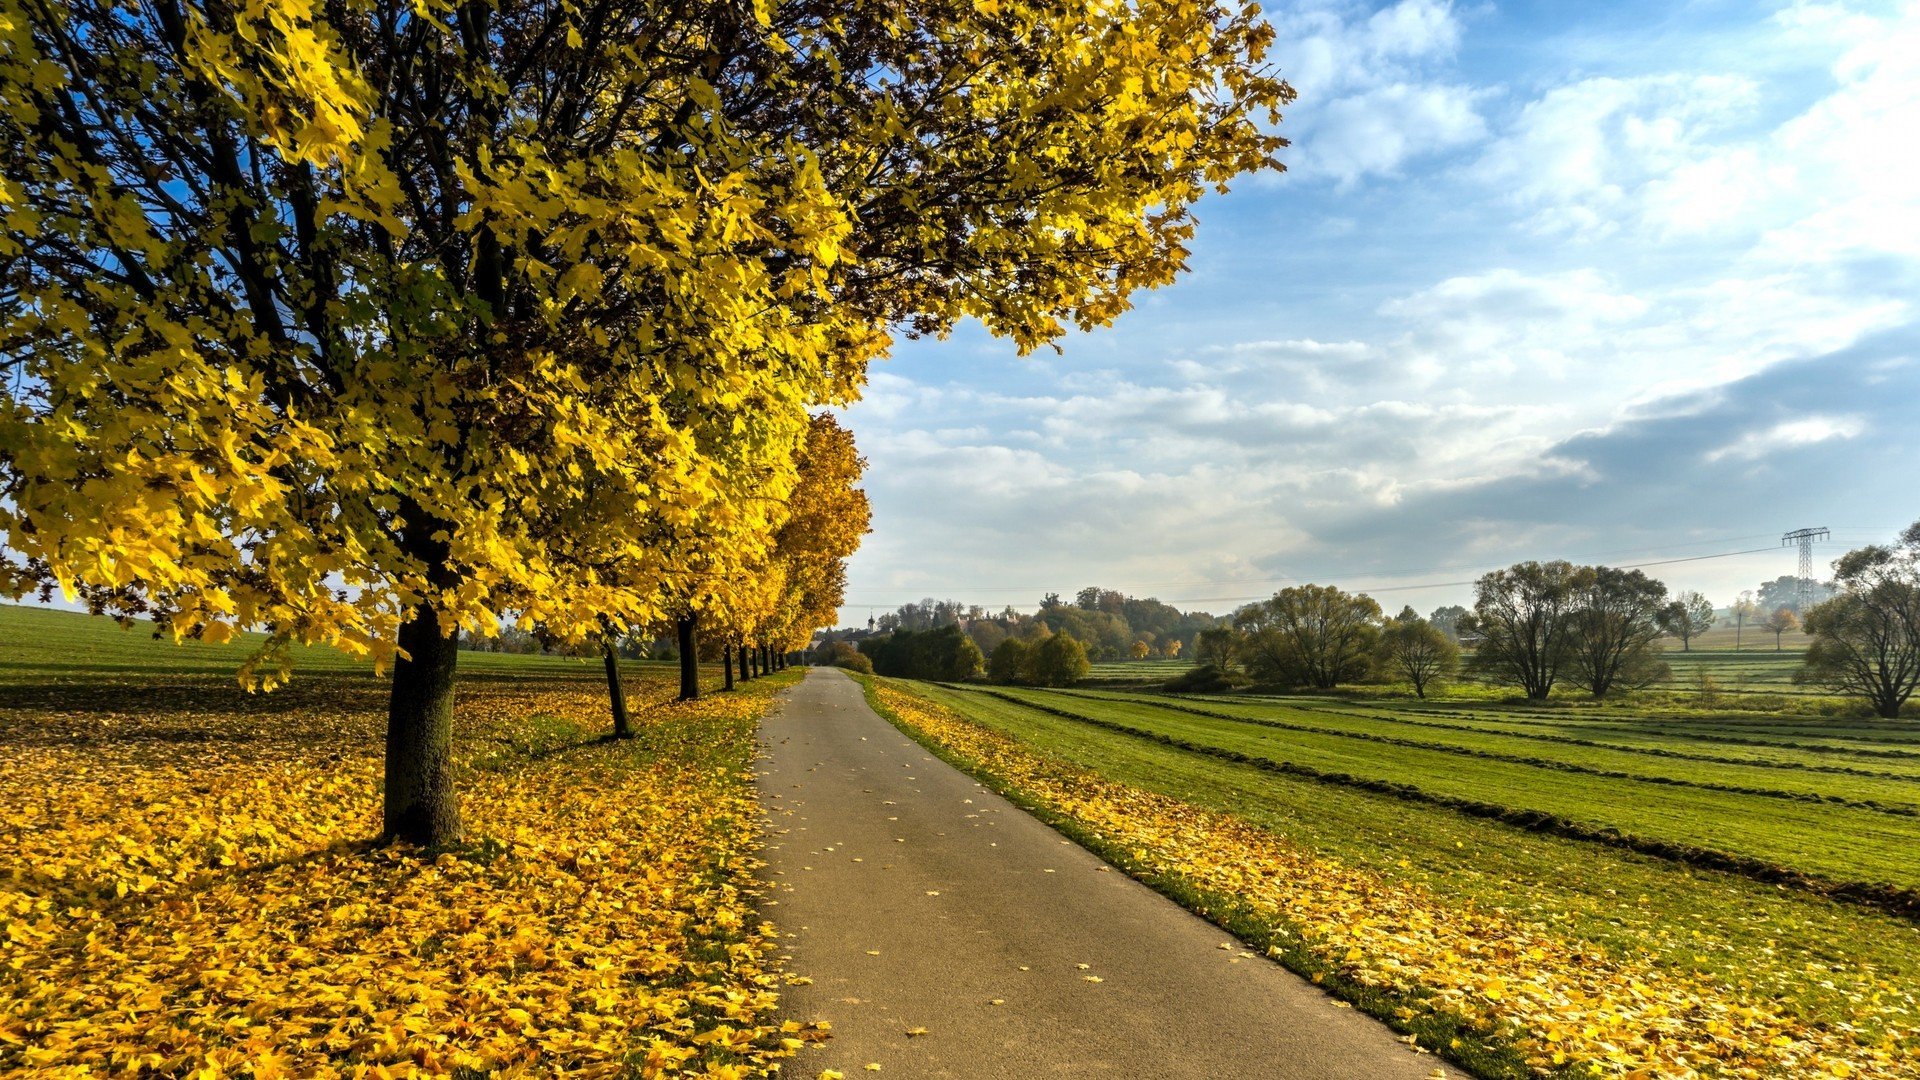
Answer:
[
  {"left": 677, "top": 615, "right": 699, "bottom": 701},
  {"left": 604, "top": 641, "right": 631, "bottom": 738},
  {"left": 723, "top": 644, "right": 735, "bottom": 691},
  {"left": 385, "top": 602, "right": 463, "bottom": 846},
  {"left": 739, "top": 640, "right": 751, "bottom": 682}
]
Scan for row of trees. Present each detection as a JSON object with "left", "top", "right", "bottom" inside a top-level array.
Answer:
[
  {"left": 856, "top": 587, "right": 1219, "bottom": 662},
  {"left": 847, "top": 621, "right": 1094, "bottom": 687},
  {"left": 0, "top": 1, "right": 1291, "bottom": 843},
  {"left": 1429, "top": 584, "right": 1806, "bottom": 655},
  {"left": 859, "top": 626, "right": 985, "bottom": 682},
  {"left": 987, "top": 632, "right": 1093, "bottom": 687},
  {"left": 1192, "top": 564, "right": 1677, "bottom": 699},
  {"left": 1185, "top": 524, "right": 1920, "bottom": 717},
  {"left": 1649, "top": 576, "right": 1842, "bottom": 654}
]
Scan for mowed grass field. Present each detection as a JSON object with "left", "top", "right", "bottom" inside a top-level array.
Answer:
[{"left": 874, "top": 676, "right": 1920, "bottom": 1077}]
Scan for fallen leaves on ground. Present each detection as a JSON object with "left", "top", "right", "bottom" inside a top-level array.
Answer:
[
  {"left": 872, "top": 682, "right": 1920, "bottom": 1079},
  {"left": 1, "top": 670, "right": 805, "bottom": 1077}
]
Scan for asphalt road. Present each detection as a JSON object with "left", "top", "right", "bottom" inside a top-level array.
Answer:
[{"left": 756, "top": 667, "right": 1442, "bottom": 1079}]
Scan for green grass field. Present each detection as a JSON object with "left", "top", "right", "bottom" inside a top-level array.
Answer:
[
  {"left": 0, "top": 602, "right": 668, "bottom": 685},
  {"left": 879, "top": 676, "right": 1920, "bottom": 1072},
  {"left": 1082, "top": 657, "right": 1192, "bottom": 686}
]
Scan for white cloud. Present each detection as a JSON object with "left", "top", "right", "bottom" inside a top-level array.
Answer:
[
  {"left": 1305, "top": 82, "right": 1489, "bottom": 183},
  {"left": 1470, "top": 74, "right": 1761, "bottom": 238},
  {"left": 829, "top": 3, "right": 1920, "bottom": 621},
  {"left": 1704, "top": 415, "right": 1867, "bottom": 463},
  {"left": 1276, "top": 0, "right": 1465, "bottom": 98},
  {"left": 1470, "top": 3, "right": 1920, "bottom": 257},
  {"left": 1272, "top": 0, "right": 1489, "bottom": 183}
]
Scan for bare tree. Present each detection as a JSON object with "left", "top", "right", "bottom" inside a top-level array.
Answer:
[{"left": 1657, "top": 591, "right": 1715, "bottom": 651}]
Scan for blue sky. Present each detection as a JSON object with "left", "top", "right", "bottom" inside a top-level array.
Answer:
[{"left": 833, "top": 0, "right": 1920, "bottom": 624}]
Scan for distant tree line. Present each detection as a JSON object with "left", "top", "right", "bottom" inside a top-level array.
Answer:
[
  {"left": 823, "top": 527, "right": 1920, "bottom": 717},
  {"left": 841, "top": 621, "right": 1095, "bottom": 687},
  {"left": 864, "top": 588, "right": 1219, "bottom": 663},
  {"left": 860, "top": 626, "right": 986, "bottom": 682}
]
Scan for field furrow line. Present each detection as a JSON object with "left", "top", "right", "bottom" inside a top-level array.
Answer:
[{"left": 943, "top": 684, "right": 1920, "bottom": 922}]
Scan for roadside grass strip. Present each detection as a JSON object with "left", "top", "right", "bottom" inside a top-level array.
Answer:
[
  {"left": 865, "top": 679, "right": 1918, "bottom": 1079},
  {"left": 0, "top": 670, "right": 809, "bottom": 1078}
]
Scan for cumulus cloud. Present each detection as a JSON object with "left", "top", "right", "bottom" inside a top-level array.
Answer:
[
  {"left": 1471, "top": 3, "right": 1920, "bottom": 257},
  {"left": 829, "top": 4, "right": 1920, "bottom": 620},
  {"left": 1470, "top": 74, "right": 1762, "bottom": 238},
  {"left": 1272, "top": 0, "right": 1490, "bottom": 182},
  {"left": 1306, "top": 82, "right": 1489, "bottom": 183}
]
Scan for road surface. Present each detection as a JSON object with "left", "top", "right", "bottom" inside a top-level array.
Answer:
[{"left": 756, "top": 668, "right": 1442, "bottom": 1078}]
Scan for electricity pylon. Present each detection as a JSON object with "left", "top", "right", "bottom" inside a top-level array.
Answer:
[{"left": 1782, "top": 527, "right": 1831, "bottom": 610}]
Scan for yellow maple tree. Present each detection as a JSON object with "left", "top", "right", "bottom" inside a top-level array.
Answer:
[{"left": 1, "top": 0, "right": 1291, "bottom": 843}]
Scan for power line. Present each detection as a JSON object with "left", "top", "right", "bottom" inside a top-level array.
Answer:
[
  {"left": 1154, "top": 545, "right": 1788, "bottom": 607},
  {"left": 842, "top": 532, "right": 1793, "bottom": 602},
  {"left": 847, "top": 542, "right": 1798, "bottom": 613}
]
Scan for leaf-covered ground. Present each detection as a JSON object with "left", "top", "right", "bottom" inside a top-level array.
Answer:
[
  {"left": 864, "top": 678, "right": 1920, "bottom": 1079},
  {"left": 1, "top": 665, "right": 809, "bottom": 1078}
]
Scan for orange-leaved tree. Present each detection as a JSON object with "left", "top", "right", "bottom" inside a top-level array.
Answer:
[{"left": 759, "top": 415, "right": 871, "bottom": 662}]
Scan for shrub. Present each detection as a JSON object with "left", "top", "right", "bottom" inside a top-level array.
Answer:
[
  {"left": 1690, "top": 664, "right": 1721, "bottom": 708},
  {"left": 988, "top": 638, "right": 1034, "bottom": 684},
  {"left": 829, "top": 641, "right": 873, "bottom": 674},
  {"left": 1029, "top": 632, "right": 1091, "bottom": 687},
  {"left": 1163, "top": 664, "right": 1244, "bottom": 694}
]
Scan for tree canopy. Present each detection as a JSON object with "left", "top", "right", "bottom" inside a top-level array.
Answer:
[
  {"left": 1658, "top": 591, "right": 1715, "bottom": 652},
  {"left": 1, "top": 0, "right": 1291, "bottom": 843},
  {"left": 1378, "top": 609, "right": 1459, "bottom": 698},
  {"left": 1469, "top": 561, "right": 1580, "bottom": 701},
  {"left": 1797, "top": 524, "right": 1920, "bottom": 718},
  {"left": 1234, "top": 584, "right": 1382, "bottom": 689}
]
